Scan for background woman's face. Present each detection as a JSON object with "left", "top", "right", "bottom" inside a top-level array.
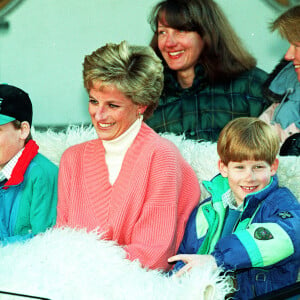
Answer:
[
  {"left": 157, "top": 20, "right": 204, "bottom": 73},
  {"left": 88, "top": 82, "right": 140, "bottom": 141},
  {"left": 285, "top": 41, "right": 300, "bottom": 82}
]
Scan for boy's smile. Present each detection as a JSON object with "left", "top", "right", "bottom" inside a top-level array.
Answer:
[{"left": 219, "top": 159, "right": 279, "bottom": 206}]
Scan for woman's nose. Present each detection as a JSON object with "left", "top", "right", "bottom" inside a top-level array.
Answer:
[
  {"left": 165, "top": 32, "right": 177, "bottom": 47},
  {"left": 95, "top": 105, "right": 107, "bottom": 120},
  {"left": 285, "top": 45, "right": 295, "bottom": 61}
]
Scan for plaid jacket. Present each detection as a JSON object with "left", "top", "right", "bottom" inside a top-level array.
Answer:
[{"left": 146, "top": 65, "right": 270, "bottom": 142}]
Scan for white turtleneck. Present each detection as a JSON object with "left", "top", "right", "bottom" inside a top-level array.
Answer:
[{"left": 102, "top": 117, "right": 142, "bottom": 185}]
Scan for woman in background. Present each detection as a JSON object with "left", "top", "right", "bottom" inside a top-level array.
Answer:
[
  {"left": 146, "top": 0, "right": 270, "bottom": 142},
  {"left": 56, "top": 41, "right": 200, "bottom": 271},
  {"left": 260, "top": 5, "right": 300, "bottom": 156}
]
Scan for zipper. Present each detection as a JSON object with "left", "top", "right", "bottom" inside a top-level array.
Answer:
[{"left": 233, "top": 203, "right": 262, "bottom": 233}]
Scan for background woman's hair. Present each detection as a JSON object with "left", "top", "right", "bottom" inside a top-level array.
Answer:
[
  {"left": 270, "top": 5, "right": 300, "bottom": 43},
  {"left": 148, "top": 0, "right": 257, "bottom": 82}
]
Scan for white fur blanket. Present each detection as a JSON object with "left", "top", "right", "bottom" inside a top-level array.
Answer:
[
  {"left": 33, "top": 125, "right": 300, "bottom": 201},
  {"left": 0, "top": 228, "right": 232, "bottom": 300},
  {"left": 0, "top": 125, "right": 298, "bottom": 300}
]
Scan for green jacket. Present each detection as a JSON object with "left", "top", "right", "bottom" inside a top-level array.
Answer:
[
  {"left": 0, "top": 140, "right": 58, "bottom": 244},
  {"left": 147, "top": 65, "right": 270, "bottom": 142}
]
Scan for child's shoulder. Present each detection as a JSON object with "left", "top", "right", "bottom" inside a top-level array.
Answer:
[
  {"left": 263, "top": 184, "right": 300, "bottom": 212},
  {"left": 28, "top": 153, "right": 58, "bottom": 177},
  {"left": 272, "top": 185, "right": 298, "bottom": 203}
]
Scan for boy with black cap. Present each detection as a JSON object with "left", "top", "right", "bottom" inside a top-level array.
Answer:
[{"left": 0, "top": 84, "right": 58, "bottom": 244}]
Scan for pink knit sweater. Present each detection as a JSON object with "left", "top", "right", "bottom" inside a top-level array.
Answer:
[{"left": 57, "top": 123, "right": 200, "bottom": 270}]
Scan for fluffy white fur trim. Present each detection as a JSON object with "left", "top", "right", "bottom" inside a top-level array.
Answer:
[
  {"left": 0, "top": 228, "right": 234, "bottom": 300},
  {"left": 33, "top": 125, "right": 300, "bottom": 201}
]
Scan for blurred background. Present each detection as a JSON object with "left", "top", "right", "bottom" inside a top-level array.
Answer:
[{"left": 0, "top": 0, "right": 297, "bottom": 127}]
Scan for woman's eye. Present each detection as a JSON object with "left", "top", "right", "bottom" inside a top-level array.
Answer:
[
  {"left": 109, "top": 103, "right": 119, "bottom": 108},
  {"left": 157, "top": 30, "right": 166, "bottom": 35},
  {"left": 89, "top": 99, "right": 98, "bottom": 105}
]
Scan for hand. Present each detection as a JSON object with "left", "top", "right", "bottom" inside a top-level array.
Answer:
[{"left": 168, "top": 254, "right": 217, "bottom": 277}]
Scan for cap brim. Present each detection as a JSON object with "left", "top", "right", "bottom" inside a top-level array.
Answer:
[{"left": 0, "top": 114, "right": 16, "bottom": 125}]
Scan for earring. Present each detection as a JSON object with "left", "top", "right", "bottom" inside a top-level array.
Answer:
[{"left": 137, "top": 111, "right": 142, "bottom": 119}]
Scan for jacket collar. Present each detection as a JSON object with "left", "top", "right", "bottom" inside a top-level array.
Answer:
[
  {"left": 241, "top": 175, "right": 278, "bottom": 220},
  {"left": 203, "top": 173, "right": 279, "bottom": 221},
  {"left": 3, "top": 140, "right": 39, "bottom": 189},
  {"left": 262, "top": 58, "right": 293, "bottom": 102},
  {"left": 163, "top": 64, "right": 208, "bottom": 98},
  {"left": 269, "top": 62, "right": 300, "bottom": 102}
]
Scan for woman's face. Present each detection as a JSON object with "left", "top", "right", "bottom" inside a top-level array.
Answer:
[
  {"left": 157, "top": 20, "right": 204, "bottom": 74},
  {"left": 285, "top": 41, "right": 300, "bottom": 82},
  {"left": 88, "top": 82, "right": 143, "bottom": 141}
]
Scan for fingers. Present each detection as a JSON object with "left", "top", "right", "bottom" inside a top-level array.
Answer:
[
  {"left": 168, "top": 254, "right": 218, "bottom": 278},
  {"left": 168, "top": 255, "right": 180, "bottom": 263},
  {"left": 168, "top": 254, "right": 190, "bottom": 264},
  {"left": 175, "top": 264, "right": 191, "bottom": 277}
]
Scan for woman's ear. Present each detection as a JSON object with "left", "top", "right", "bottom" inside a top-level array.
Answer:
[
  {"left": 137, "top": 105, "right": 148, "bottom": 115},
  {"left": 20, "top": 121, "right": 30, "bottom": 141},
  {"left": 218, "top": 159, "right": 228, "bottom": 177}
]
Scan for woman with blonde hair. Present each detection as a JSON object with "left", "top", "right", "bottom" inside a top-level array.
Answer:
[
  {"left": 56, "top": 41, "right": 200, "bottom": 271},
  {"left": 260, "top": 5, "right": 300, "bottom": 156}
]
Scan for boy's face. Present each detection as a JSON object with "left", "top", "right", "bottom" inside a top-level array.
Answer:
[
  {"left": 0, "top": 122, "right": 28, "bottom": 170},
  {"left": 218, "top": 159, "right": 279, "bottom": 206}
]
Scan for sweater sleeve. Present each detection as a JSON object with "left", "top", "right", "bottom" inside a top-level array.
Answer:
[
  {"left": 124, "top": 143, "right": 200, "bottom": 271},
  {"left": 56, "top": 148, "right": 73, "bottom": 227}
]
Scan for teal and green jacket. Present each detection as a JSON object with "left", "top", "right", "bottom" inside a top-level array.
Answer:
[
  {"left": 174, "top": 174, "right": 300, "bottom": 299},
  {"left": 146, "top": 65, "right": 270, "bottom": 142},
  {"left": 0, "top": 140, "right": 58, "bottom": 244}
]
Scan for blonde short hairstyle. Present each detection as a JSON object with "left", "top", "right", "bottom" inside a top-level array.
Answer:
[
  {"left": 217, "top": 117, "right": 280, "bottom": 166},
  {"left": 270, "top": 5, "right": 300, "bottom": 43},
  {"left": 83, "top": 40, "right": 164, "bottom": 120}
]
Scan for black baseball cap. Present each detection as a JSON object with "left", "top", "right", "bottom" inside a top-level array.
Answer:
[{"left": 0, "top": 84, "right": 32, "bottom": 126}]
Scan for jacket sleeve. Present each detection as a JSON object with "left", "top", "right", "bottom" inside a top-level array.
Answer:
[
  {"left": 27, "top": 161, "right": 58, "bottom": 236},
  {"left": 172, "top": 205, "right": 203, "bottom": 272},
  {"left": 30, "top": 166, "right": 58, "bottom": 235},
  {"left": 10, "top": 158, "right": 58, "bottom": 243},
  {"left": 124, "top": 145, "right": 200, "bottom": 271},
  {"left": 212, "top": 195, "right": 300, "bottom": 271}
]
